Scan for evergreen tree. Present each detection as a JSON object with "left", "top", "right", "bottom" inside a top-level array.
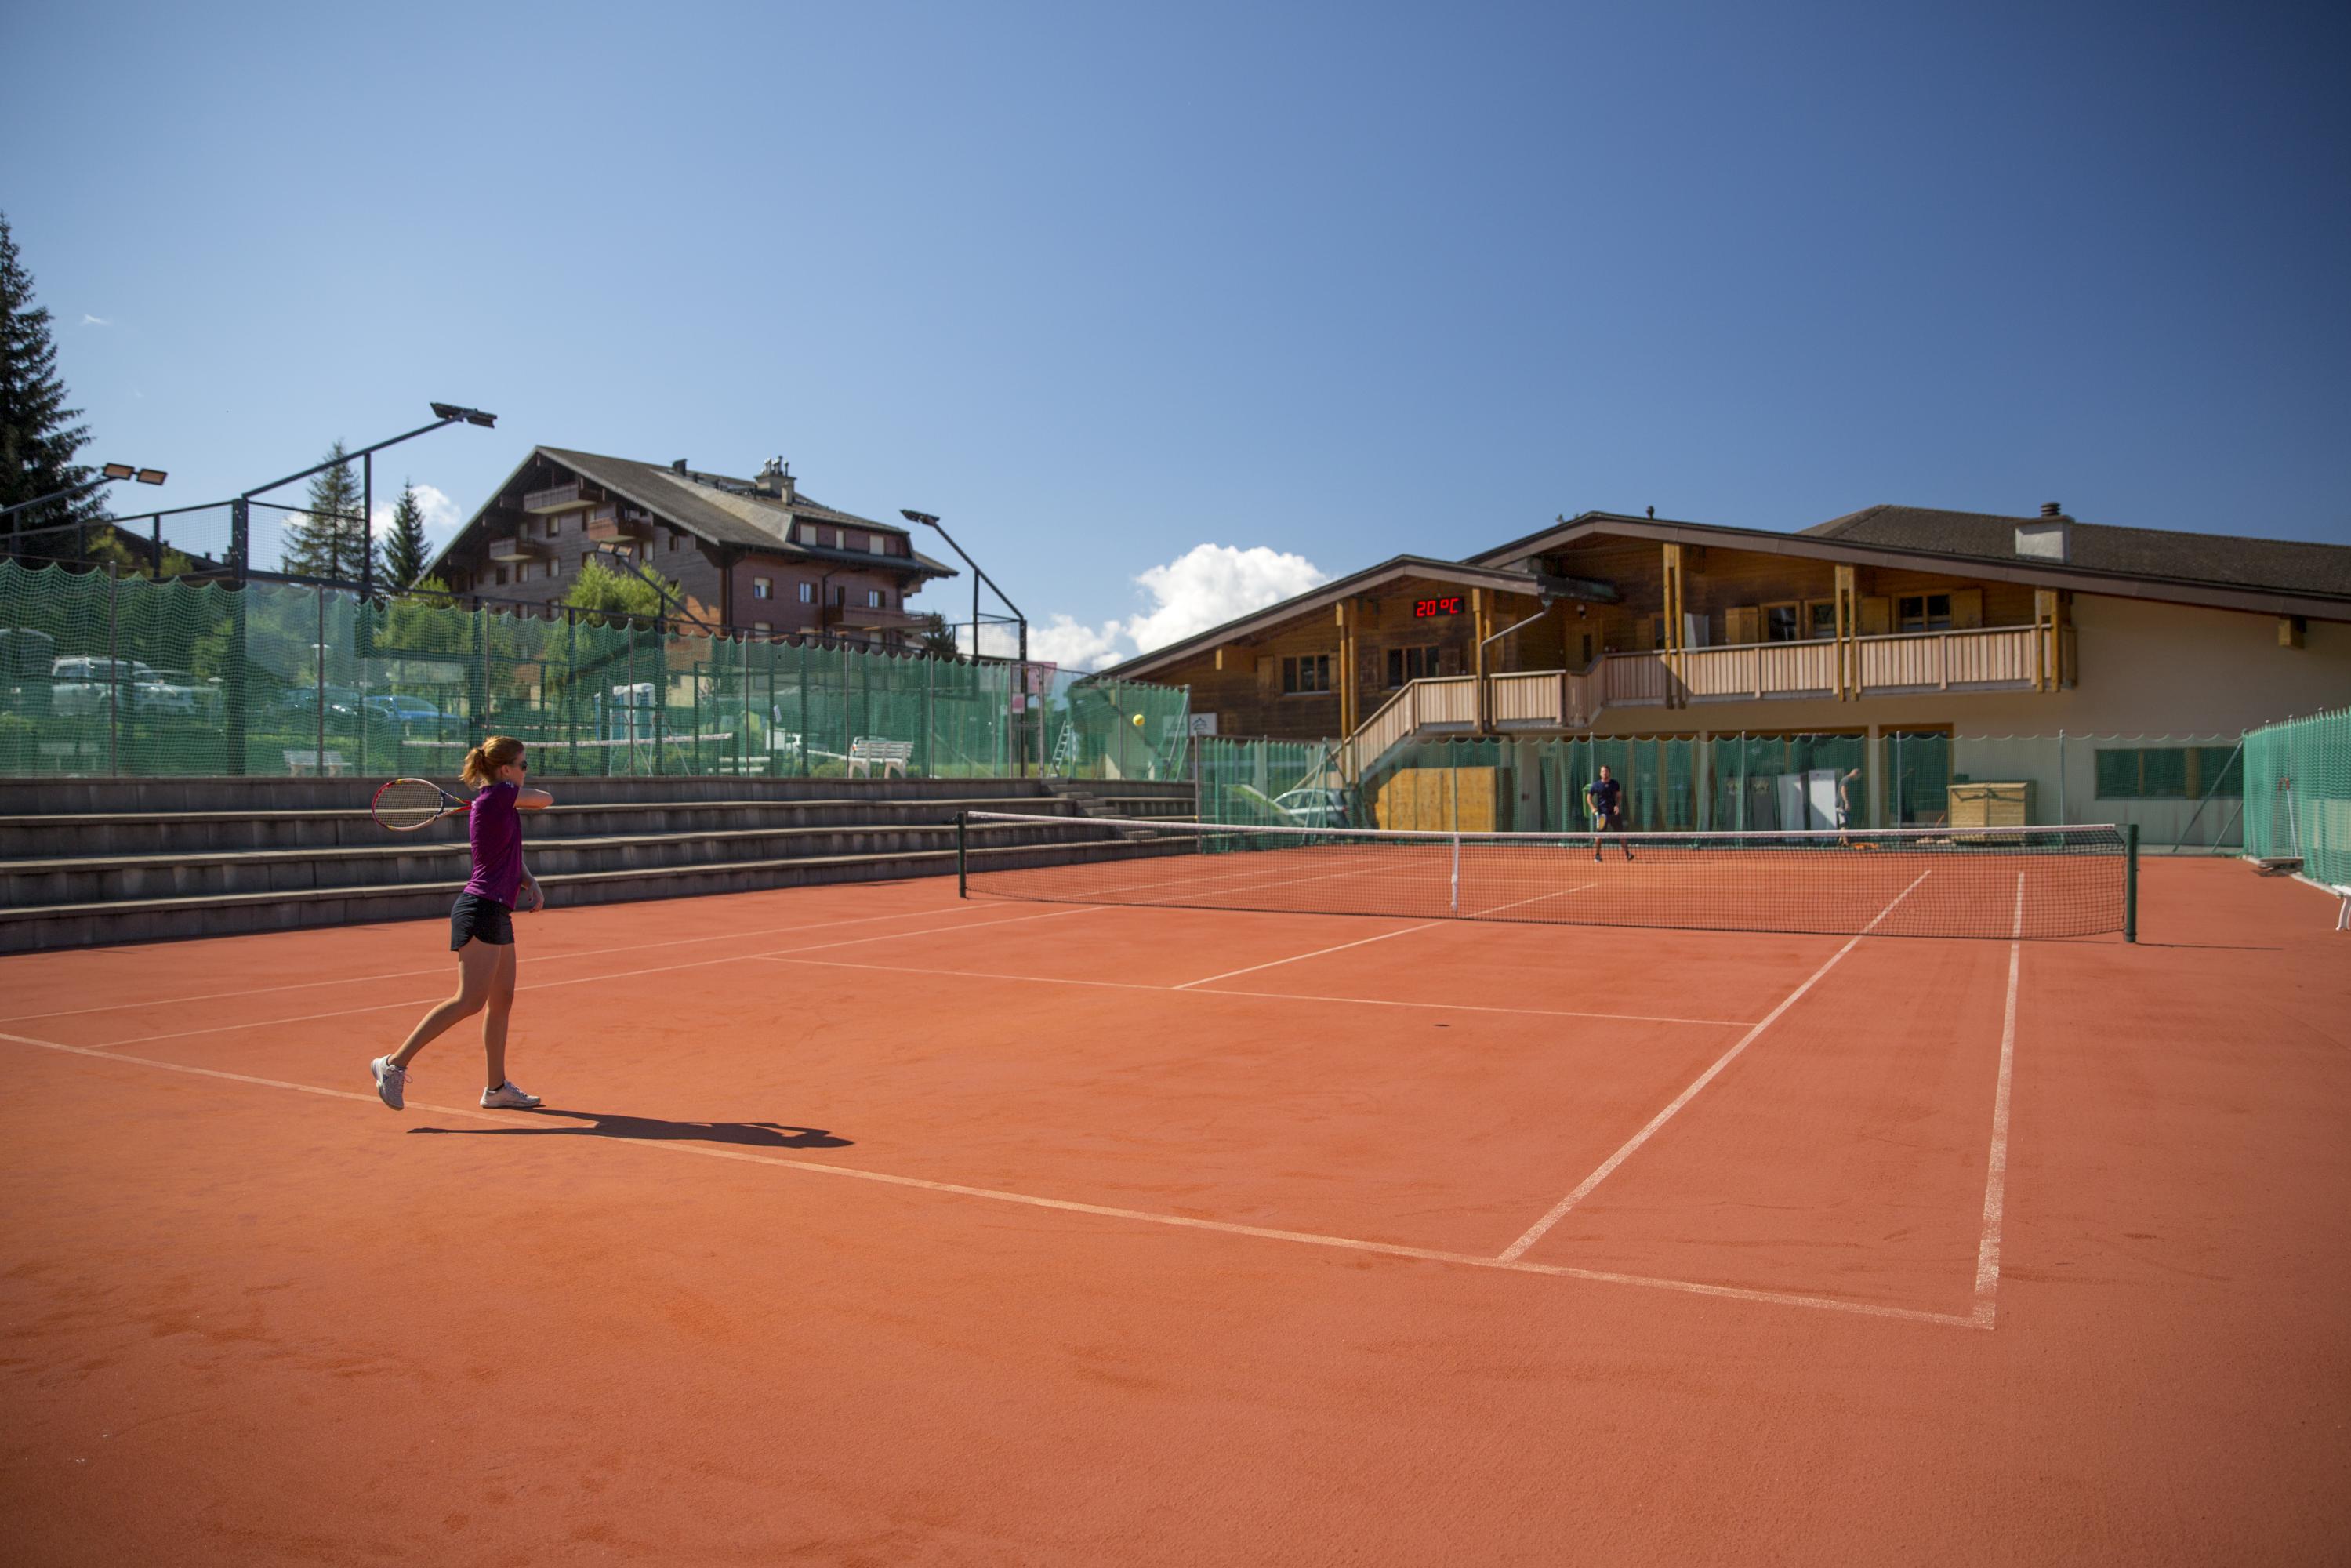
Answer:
[
  {"left": 916, "top": 612, "right": 961, "bottom": 660},
  {"left": 564, "top": 557, "right": 677, "bottom": 625},
  {"left": 0, "top": 211, "right": 102, "bottom": 563},
  {"left": 280, "top": 441, "right": 375, "bottom": 583},
  {"left": 380, "top": 481, "right": 431, "bottom": 591}
]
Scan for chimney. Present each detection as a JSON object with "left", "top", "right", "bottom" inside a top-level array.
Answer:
[
  {"left": 672, "top": 459, "right": 688, "bottom": 475},
  {"left": 2015, "top": 503, "right": 2070, "bottom": 564},
  {"left": 755, "top": 456, "right": 795, "bottom": 502}
]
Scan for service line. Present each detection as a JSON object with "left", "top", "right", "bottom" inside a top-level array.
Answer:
[
  {"left": 1971, "top": 873, "right": 2026, "bottom": 1327},
  {"left": 1497, "top": 870, "right": 1933, "bottom": 1264}
]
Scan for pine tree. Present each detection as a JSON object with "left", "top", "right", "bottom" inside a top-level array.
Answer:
[
  {"left": 279, "top": 441, "right": 375, "bottom": 583},
  {"left": 916, "top": 612, "right": 961, "bottom": 660},
  {"left": 0, "top": 211, "right": 103, "bottom": 563},
  {"left": 380, "top": 481, "right": 431, "bottom": 591}
]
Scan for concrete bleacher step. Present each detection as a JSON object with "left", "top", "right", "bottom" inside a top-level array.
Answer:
[
  {"left": 0, "top": 794, "right": 1082, "bottom": 858},
  {"left": 0, "top": 775, "right": 1197, "bottom": 953},
  {"left": 0, "top": 837, "right": 1188, "bottom": 953}
]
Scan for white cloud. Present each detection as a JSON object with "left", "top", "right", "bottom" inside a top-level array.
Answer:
[
  {"left": 1121, "top": 543, "right": 1329, "bottom": 655},
  {"left": 369, "top": 483, "right": 464, "bottom": 554},
  {"left": 964, "top": 543, "right": 1330, "bottom": 672},
  {"left": 80, "top": 314, "right": 111, "bottom": 327}
]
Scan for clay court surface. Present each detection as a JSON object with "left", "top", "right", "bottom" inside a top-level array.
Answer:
[{"left": 2, "top": 859, "right": 2346, "bottom": 1564}]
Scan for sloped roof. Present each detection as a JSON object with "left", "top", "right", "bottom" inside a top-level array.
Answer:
[
  {"left": 1804, "top": 504, "right": 2351, "bottom": 601},
  {"left": 427, "top": 447, "right": 956, "bottom": 579}
]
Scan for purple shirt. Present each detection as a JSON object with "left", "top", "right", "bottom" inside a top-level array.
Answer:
[{"left": 464, "top": 781, "right": 524, "bottom": 906}]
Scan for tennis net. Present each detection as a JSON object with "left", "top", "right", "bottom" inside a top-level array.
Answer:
[{"left": 958, "top": 812, "right": 2138, "bottom": 940}]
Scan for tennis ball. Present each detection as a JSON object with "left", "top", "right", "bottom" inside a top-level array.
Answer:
[{"left": 1132, "top": 712, "right": 1145, "bottom": 727}]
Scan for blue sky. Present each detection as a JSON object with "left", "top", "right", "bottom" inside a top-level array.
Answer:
[{"left": 8, "top": 1, "right": 2347, "bottom": 666}]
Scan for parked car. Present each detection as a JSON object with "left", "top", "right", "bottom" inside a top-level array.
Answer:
[
  {"left": 143, "top": 672, "right": 222, "bottom": 728},
  {"left": 270, "top": 684, "right": 365, "bottom": 720},
  {"left": 363, "top": 694, "right": 444, "bottom": 728},
  {"left": 1, "top": 628, "right": 56, "bottom": 717},
  {"left": 50, "top": 656, "right": 195, "bottom": 717},
  {"left": 1274, "top": 787, "right": 1353, "bottom": 828}
]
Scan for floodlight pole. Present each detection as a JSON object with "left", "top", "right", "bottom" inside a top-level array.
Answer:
[
  {"left": 902, "top": 509, "right": 1031, "bottom": 774},
  {"left": 236, "top": 404, "right": 495, "bottom": 594},
  {"left": 2, "top": 467, "right": 167, "bottom": 564}
]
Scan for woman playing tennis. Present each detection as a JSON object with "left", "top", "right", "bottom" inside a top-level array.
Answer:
[{"left": 370, "top": 736, "right": 552, "bottom": 1112}]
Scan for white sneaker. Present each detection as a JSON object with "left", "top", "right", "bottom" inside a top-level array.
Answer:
[
  {"left": 370, "top": 1056, "right": 407, "bottom": 1111},
  {"left": 481, "top": 1081, "right": 542, "bottom": 1109}
]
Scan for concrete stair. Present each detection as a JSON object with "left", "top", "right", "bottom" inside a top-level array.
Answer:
[{"left": 0, "top": 775, "right": 1195, "bottom": 953}]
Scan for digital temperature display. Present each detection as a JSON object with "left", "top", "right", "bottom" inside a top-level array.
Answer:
[{"left": 1413, "top": 596, "right": 1465, "bottom": 619}]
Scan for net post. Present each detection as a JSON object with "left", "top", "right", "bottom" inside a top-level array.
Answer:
[
  {"left": 1449, "top": 831, "right": 1460, "bottom": 914},
  {"left": 956, "top": 811, "right": 969, "bottom": 898},
  {"left": 2124, "top": 822, "right": 2139, "bottom": 943}
]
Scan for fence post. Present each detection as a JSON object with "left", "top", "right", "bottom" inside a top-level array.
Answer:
[
  {"left": 797, "top": 641, "right": 811, "bottom": 777},
  {"left": 956, "top": 810, "right": 968, "bottom": 898},
  {"left": 652, "top": 617, "right": 667, "bottom": 774},
  {"left": 316, "top": 583, "right": 327, "bottom": 776},
  {"left": 107, "top": 564, "right": 119, "bottom": 775},
  {"left": 227, "top": 499, "right": 249, "bottom": 775}
]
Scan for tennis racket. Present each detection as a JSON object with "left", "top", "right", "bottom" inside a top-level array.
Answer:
[{"left": 371, "top": 777, "right": 469, "bottom": 833}]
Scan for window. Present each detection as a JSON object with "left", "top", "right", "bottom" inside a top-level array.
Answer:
[
  {"left": 581, "top": 552, "right": 593, "bottom": 570},
  {"left": 865, "top": 589, "right": 883, "bottom": 608},
  {"left": 1281, "top": 655, "right": 1333, "bottom": 695},
  {"left": 668, "top": 530, "right": 681, "bottom": 552},
  {"left": 495, "top": 567, "right": 508, "bottom": 586},
  {"left": 1386, "top": 645, "right": 1439, "bottom": 687},
  {"left": 753, "top": 577, "right": 772, "bottom": 601},
  {"left": 1809, "top": 601, "right": 1838, "bottom": 640},
  {"left": 830, "top": 585, "right": 846, "bottom": 606},
  {"left": 829, "top": 528, "right": 843, "bottom": 548},
  {"left": 516, "top": 563, "right": 531, "bottom": 583},
  {"left": 2094, "top": 746, "right": 2242, "bottom": 800},
  {"left": 753, "top": 622, "right": 771, "bottom": 636},
  {"left": 1764, "top": 603, "right": 1800, "bottom": 642},
  {"left": 1896, "top": 593, "right": 1953, "bottom": 632},
  {"left": 547, "top": 515, "right": 560, "bottom": 535},
  {"left": 798, "top": 582, "right": 815, "bottom": 604}
]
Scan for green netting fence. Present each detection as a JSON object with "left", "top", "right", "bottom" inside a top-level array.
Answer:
[
  {"left": 1196, "top": 735, "right": 1341, "bottom": 825},
  {"left": 0, "top": 562, "right": 1183, "bottom": 781},
  {"left": 1191, "top": 728, "right": 2256, "bottom": 849},
  {"left": 2243, "top": 706, "right": 2349, "bottom": 889}
]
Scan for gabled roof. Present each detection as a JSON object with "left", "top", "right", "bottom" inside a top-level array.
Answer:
[
  {"left": 1466, "top": 508, "right": 2351, "bottom": 620},
  {"left": 426, "top": 447, "right": 957, "bottom": 579},
  {"left": 1803, "top": 504, "right": 2351, "bottom": 601},
  {"left": 1094, "top": 555, "right": 1554, "bottom": 680}
]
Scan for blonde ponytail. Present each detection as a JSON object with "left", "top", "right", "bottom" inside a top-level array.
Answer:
[{"left": 460, "top": 735, "right": 524, "bottom": 788}]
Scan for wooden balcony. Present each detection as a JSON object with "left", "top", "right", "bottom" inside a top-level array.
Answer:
[
  {"left": 487, "top": 534, "right": 554, "bottom": 563},
  {"left": 822, "top": 603, "right": 927, "bottom": 632},
  {"left": 522, "top": 481, "right": 597, "bottom": 514},
  {"left": 1335, "top": 626, "right": 2052, "bottom": 781},
  {"left": 582, "top": 503, "right": 652, "bottom": 543}
]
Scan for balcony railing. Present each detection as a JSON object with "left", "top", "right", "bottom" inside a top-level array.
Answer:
[
  {"left": 582, "top": 503, "right": 652, "bottom": 542},
  {"left": 1336, "top": 626, "right": 2050, "bottom": 780},
  {"left": 487, "top": 534, "right": 554, "bottom": 562},
  {"left": 522, "top": 481, "right": 597, "bottom": 514}
]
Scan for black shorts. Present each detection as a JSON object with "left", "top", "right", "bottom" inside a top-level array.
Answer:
[{"left": 449, "top": 892, "right": 515, "bottom": 950}]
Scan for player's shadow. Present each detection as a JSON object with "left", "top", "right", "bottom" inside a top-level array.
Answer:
[{"left": 411, "top": 1109, "right": 851, "bottom": 1149}]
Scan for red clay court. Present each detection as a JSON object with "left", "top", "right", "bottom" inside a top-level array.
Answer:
[{"left": 2, "top": 855, "right": 2346, "bottom": 1563}]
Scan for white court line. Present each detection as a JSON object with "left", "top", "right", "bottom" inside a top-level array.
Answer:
[
  {"left": 1174, "top": 920, "right": 1446, "bottom": 990},
  {"left": 753, "top": 953, "right": 1750, "bottom": 1027},
  {"left": 1496, "top": 869, "right": 1934, "bottom": 1264},
  {"left": 1972, "top": 873, "right": 2026, "bottom": 1327},
  {"left": 1462, "top": 880, "right": 1598, "bottom": 920},
  {"left": 79, "top": 906, "right": 1096, "bottom": 1051},
  {"left": 0, "top": 1025, "right": 1979, "bottom": 1330},
  {"left": 0, "top": 898, "right": 996, "bottom": 1025}
]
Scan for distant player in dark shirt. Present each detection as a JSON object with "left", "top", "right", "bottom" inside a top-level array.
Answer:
[{"left": 1584, "top": 765, "right": 1634, "bottom": 862}]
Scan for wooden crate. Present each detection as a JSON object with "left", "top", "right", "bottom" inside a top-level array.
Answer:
[{"left": 1946, "top": 781, "right": 2034, "bottom": 829}]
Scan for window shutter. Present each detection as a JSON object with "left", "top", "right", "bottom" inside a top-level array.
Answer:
[
  {"left": 1950, "top": 588, "right": 1983, "bottom": 630},
  {"left": 1726, "top": 606, "right": 1759, "bottom": 645},
  {"left": 1257, "top": 655, "right": 1277, "bottom": 696},
  {"left": 1859, "top": 597, "right": 1892, "bottom": 636}
]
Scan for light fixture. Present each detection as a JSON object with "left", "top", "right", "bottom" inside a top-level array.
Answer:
[
  {"left": 430, "top": 402, "right": 498, "bottom": 427},
  {"left": 899, "top": 509, "right": 939, "bottom": 528},
  {"left": 136, "top": 468, "right": 167, "bottom": 485},
  {"left": 101, "top": 462, "right": 136, "bottom": 480}
]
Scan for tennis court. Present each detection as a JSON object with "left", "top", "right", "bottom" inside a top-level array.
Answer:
[{"left": 2, "top": 851, "right": 2346, "bottom": 1563}]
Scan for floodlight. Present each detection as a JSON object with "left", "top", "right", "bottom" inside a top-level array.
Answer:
[
  {"left": 135, "top": 469, "right": 167, "bottom": 485},
  {"left": 101, "top": 463, "right": 136, "bottom": 480},
  {"left": 900, "top": 509, "right": 939, "bottom": 528},
  {"left": 430, "top": 402, "right": 499, "bottom": 427}
]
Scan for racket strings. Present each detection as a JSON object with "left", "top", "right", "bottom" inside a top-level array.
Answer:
[{"left": 375, "top": 779, "right": 452, "bottom": 830}]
